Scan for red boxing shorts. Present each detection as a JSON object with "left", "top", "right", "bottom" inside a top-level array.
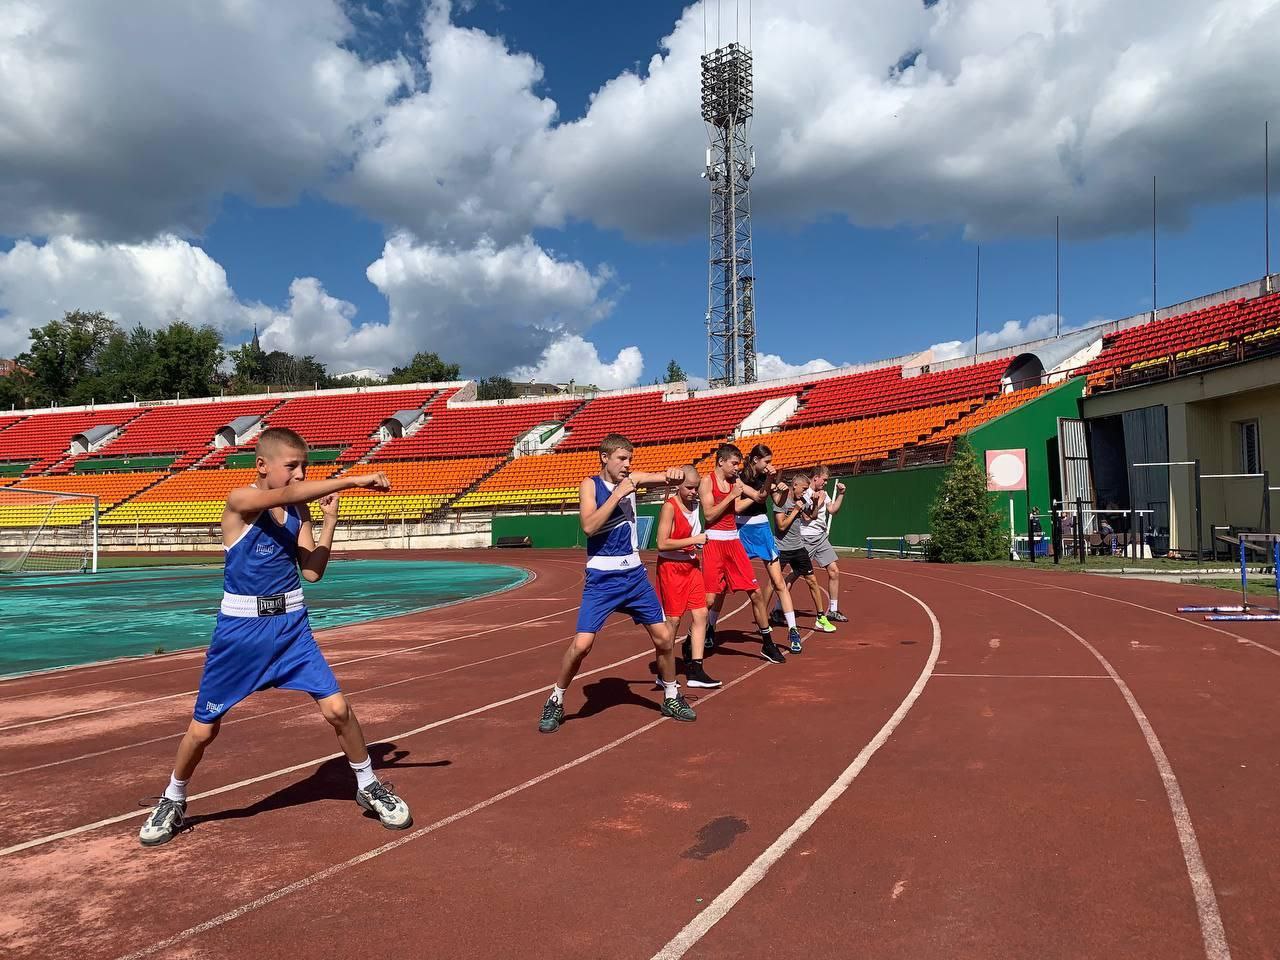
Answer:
[
  {"left": 701, "top": 538, "right": 759, "bottom": 595},
  {"left": 656, "top": 558, "right": 708, "bottom": 618}
]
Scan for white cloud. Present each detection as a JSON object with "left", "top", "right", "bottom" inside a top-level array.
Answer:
[
  {"left": 927, "top": 311, "right": 1074, "bottom": 362},
  {"left": 259, "top": 232, "right": 615, "bottom": 375},
  {"left": 510, "top": 334, "right": 644, "bottom": 389},
  {"left": 0, "top": 234, "right": 258, "bottom": 350},
  {"left": 335, "top": 0, "right": 1280, "bottom": 243},
  {"left": 0, "top": 0, "right": 408, "bottom": 239},
  {"left": 0, "top": 231, "right": 619, "bottom": 378},
  {"left": 754, "top": 353, "right": 838, "bottom": 380}
]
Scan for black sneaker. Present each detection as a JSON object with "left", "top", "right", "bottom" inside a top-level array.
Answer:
[
  {"left": 761, "top": 639, "right": 787, "bottom": 664},
  {"left": 661, "top": 694, "right": 697, "bottom": 722},
  {"left": 138, "top": 796, "right": 187, "bottom": 847},
  {"left": 768, "top": 608, "right": 786, "bottom": 627},
  {"left": 827, "top": 610, "right": 849, "bottom": 623},
  {"left": 686, "top": 660, "right": 722, "bottom": 688},
  {"left": 538, "top": 697, "right": 564, "bottom": 734}
]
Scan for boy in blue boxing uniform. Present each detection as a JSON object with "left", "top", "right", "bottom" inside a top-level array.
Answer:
[
  {"left": 138, "top": 428, "right": 411, "bottom": 846},
  {"left": 538, "top": 433, "right": 696, "bottom": 733}
]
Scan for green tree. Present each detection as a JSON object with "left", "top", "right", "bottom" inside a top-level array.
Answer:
[
  {"left": 388, "top": 351, "right": 460, "bottom": 385},
  {"left": 18, "top": 310, "right": 118, "bottom": 404},
  {"left": 0, "top": 369, "right": 38, "bottom": 410},
  {"left": 927, "top": 441, "right": 1007, "bottom": 563},
  {"left": 664, "top": 359, "right": 687, "bottom": 383},
  {"left": 476, "top": 376, "right": 516, "bottom": 401},
  {"left": 148, "top": 322, "right": 225, "bottom": 398},
  {"left": 262, "top": 350, "right": 327, "bottom": 388},
  {"left": 229, "top": 340, "right": 267, "bottom": 385}
]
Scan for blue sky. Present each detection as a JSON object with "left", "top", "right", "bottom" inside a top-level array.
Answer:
[{"left": 1, "top": 0, "right": 1277, "bottom": 385}]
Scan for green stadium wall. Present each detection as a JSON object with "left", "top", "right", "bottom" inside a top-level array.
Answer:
[
  {"left": 489, "top": 379, "right": 1084, "bottom": 550},
  {"left": 491, "top": 503, "right": 664, "bottom": 549},
  {"left": 826, "top": 378, "right": 1084, "bottom": 547}
]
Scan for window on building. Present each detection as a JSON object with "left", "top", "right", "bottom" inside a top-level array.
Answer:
[{"left": 1239, "top": 420, "right": 1261, "bottom": 474}]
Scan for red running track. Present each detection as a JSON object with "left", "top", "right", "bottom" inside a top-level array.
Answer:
[{"left": 1, "top": 551, "right": 1278, "bottom": 960}]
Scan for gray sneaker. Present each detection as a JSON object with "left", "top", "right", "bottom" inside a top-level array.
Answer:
[
  {"left": 661, "top": 694, "right": 697, "bottom": 722},
  {"left": 356, "top": 780, "right": 412, "bottom": 830},
  {"left": 538, "top": 697, "right": 565, "bottom": 734},
  {"left": 138, "top": 796, "right": 187, "bottom": 847}
]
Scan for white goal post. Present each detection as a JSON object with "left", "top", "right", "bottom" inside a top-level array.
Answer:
[{"left": 0, "top": 487, "right": 99, "bottom": 575}]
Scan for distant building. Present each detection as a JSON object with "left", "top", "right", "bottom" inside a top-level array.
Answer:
[
  {"left": 513, "top": 381, "right": 599, "bottom": 398},
  {"left": 0, "top": 359, "right": 33, "bottom": 378}
]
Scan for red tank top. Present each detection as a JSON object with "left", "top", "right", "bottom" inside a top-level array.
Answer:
[
  {"left": 708, "top": 474, "right": 738, "bottom": 532},
  {"left": 659, "top": 496, "right": 701, "bottom": 560}
]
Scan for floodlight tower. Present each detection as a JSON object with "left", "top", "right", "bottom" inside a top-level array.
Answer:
[{"left": 702, "top": 41, "right": 757, "bottom": 387}]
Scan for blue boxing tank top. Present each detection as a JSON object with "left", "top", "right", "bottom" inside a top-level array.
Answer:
[
  {"left": 224, "top": 504, "right": 304, "bottom": 597},
  {"left": 585, "top": 476, "right": 640, "bottom": 572}
]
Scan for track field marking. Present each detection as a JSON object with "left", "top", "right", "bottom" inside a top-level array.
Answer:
[
  {"left": 112, "top": 658, "right": 773, "bottom": 960},
  {"left": 894, "top": 568, "right": 1232, "bottom": 960},
  {"left": 0, "top": 602, "right": 582, "bottom": 732},
  {"left": 958, "top": 570, "right": 1280, "bottom": 660},
  {"left": 0, "top": 631, "right": 578, "bottom": 779},
  {"left": 933, "top": 672, "right": 1109, "bottom": 679},
  {"left": 1, "top": 596, "right": 755, "bottom": 856},
  {"left": 651, "top": 573, "right": 941, "bottom": 960}
]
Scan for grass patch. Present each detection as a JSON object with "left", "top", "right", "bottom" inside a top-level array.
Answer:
[{"left": 1187, "top": 578, "right": 1280, "bottom": 601}]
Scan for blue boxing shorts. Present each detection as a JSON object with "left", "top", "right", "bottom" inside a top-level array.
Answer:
[
  {"left": 576, "top": 565, "right": 665, "bottom": 635},
  {"left": 194, "top": 609, "right": 340, "bottom": 723},
  {"left": 737, "top": 516, "right": 779, "bottom": 563}
]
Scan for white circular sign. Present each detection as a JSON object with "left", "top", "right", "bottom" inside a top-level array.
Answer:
[{"left": 989, "top": 452, "right": 1025, "bottom": 488}]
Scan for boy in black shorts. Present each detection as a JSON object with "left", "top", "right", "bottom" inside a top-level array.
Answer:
[{"left": 767, "top": 473, "right": 832, "bottom": 647}]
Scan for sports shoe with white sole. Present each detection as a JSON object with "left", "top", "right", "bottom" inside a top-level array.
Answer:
[
  {"left": 815, "top": 615, "right": 837, "bottom": 633},
  {"left": 357, "top": 780, "right": 412, "bottom": 830},
  {"left": 138, "top": 796, "right": 187, "bottom": 847}
]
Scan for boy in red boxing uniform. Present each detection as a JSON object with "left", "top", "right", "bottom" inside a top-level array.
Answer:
[{"left": 654, "top": 465, "right": 719, "bottom": 688}]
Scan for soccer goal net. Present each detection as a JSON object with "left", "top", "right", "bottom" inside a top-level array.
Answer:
[{"left": 0, "top": 487, "right": 99, "bottom": 575}]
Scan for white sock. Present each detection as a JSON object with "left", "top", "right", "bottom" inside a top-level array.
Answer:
[
  {"left": 164, "top": 773, "right": 189, "bottom": 802},
  {"left": 707, "top": 610, "right": 719, "bottom": 627},
  {"left": 550, "top": 685, "right": 567, "bottom": 704},
  {"left": 784, "top": 610, "right": 797, "bottom": 629},
  {"left": 349, "top": 755, "right": 377, "bottom": 790},
  {"left": 829, "top": 598, "right": 839, "bottom": 612},
  {"left": 663, "top": 680, "right": 680, "bottom": 700}
]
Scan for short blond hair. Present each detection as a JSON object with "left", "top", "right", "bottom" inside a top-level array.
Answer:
[{"left": 257, "top": 427, "right": 308, "bottom": 458}]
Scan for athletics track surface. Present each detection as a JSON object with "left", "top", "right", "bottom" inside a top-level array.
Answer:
[{"left": 0, "top": 550, "right": 1277, "bottom": 960}]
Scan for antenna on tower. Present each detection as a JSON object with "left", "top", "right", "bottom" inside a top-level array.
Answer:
[{"left": 701, "top": 6, "right": 757, "bottom": 387}]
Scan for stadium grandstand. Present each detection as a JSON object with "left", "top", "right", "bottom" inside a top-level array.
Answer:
[{"left": 2, "top": 273, "right": 1278, "bottom": 561}]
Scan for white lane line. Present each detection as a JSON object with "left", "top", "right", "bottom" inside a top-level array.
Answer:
[
  {"left": 923, "top": 572, "right": 1232, "bottom": 960},
  {"left": 112, "top": 660, "right": 774, "bottom": 960},
  {"left": 965, "top": 571, "right": 1280, "bottom": 660},
  {"left": 2, "top": 597, "right": 754, "bottom": 857},
  {"left": 933, "top": 673, "right": 1109, "bottom": 679},
  {"left": 0, "top": 603, "right": 581, "bottom": 732},
  {"left": 651, "top": 573, "right": 942, "bottom": 960},
  {"left": 0, "top": 632, "right": 576, "bottom": 779}
]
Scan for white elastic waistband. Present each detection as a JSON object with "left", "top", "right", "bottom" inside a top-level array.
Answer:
[
  {"left": 737, "top": 514, "right": 770, "bottom": 526},
  {"left": 706, "top": 529, "right": 740, "bottom": 541},
  {"left": 586, "top": 553, "right": 642, "bottom": 571},
  {"left": 220, "top": 588, "right": 306, "bottom": 618}
]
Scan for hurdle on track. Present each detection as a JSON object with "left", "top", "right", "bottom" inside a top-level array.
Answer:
[{"left": 1179, "top": 536, "right": 1280, "bottom": 621}]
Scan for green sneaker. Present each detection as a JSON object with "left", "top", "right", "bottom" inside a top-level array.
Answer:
[
  {"left": 815, "top": 615, "right": 837, "bottom": 633},
  {"left": 538, "top": 697, "right": 564, "bottom": 733},
  {"left": 661, "top": 694, "right": 697, "bottom": 722}
]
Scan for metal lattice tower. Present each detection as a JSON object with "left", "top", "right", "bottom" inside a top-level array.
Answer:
[{"left": 702, "top": 42, "right": 757, "bottom": 387}]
